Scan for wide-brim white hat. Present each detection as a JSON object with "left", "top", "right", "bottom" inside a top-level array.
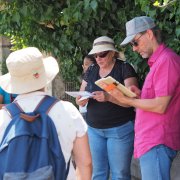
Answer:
[
  {"left": 89, "top": 36, "right": 119, "bottom": 55},
  {"left": 0, "top": 47, "right": 59, "bottom": 94}
]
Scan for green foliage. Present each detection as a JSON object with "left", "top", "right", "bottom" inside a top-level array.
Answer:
[{"left": 0, "top": 0, "right": 179, "bottom": 84}]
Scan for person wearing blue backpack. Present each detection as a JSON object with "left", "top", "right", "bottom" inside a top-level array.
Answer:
[{"left": 0, "top": 47, "right": 92, "bottom": 180}]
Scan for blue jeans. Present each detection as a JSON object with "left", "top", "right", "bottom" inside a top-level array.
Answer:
[
  {"left": 88, "top": 121, "right": 134, "bottom": 180},
  {"left": 139, "top": 144, "right": 177, "bottom": 180}
]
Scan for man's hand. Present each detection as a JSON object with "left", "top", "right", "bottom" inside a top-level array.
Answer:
[{"left": 129, "top": 85, "right": 141, "bottom": 98}]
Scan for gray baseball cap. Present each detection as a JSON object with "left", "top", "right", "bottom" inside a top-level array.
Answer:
[{"left": 120, "top": 16, "right": 156, "bottom": 46}]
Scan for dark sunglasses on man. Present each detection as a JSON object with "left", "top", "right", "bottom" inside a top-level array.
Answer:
[{"left": 130, "top": 33, "right": 145, "bottom": 47}]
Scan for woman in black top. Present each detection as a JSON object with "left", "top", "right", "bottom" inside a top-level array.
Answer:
[{"left": 76, "top": 36, "right": 138, "bottom": 180}]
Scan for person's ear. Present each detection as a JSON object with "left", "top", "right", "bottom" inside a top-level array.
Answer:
[{"left": 146, "top": 29, "right": 154, "bottom": 40}]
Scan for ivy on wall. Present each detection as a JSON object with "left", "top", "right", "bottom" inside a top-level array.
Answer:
[{"left": 0, "top": 0, "right": 179, "bottom": 85}]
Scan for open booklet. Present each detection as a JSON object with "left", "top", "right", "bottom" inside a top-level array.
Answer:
[
  {"left": 95, "top": 76, "right": 136, "bottom": 98},
  {"left": 65, "top": 91, "right": 93, "bottom": 101}
]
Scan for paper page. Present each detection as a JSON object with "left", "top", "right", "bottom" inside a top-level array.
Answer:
[{"left": 65, "top": 91, "right": 93, "bottom": 100}]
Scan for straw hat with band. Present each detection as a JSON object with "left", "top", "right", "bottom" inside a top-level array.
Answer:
[
  {"left": 0, "top": 47, "right": 59, "bottom": 94},
  {"left": 88, "top": 36, "right": 119, "bottom": 55}
]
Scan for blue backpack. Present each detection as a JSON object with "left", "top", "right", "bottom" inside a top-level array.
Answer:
[{"left": 0, "top": 95, "right": 69, "bottom": 180}]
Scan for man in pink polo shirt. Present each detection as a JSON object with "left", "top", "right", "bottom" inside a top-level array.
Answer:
[{"left": 102, "top": 16, "right": 180, "bottom": 180}]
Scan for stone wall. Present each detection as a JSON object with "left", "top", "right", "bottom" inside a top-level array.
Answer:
[
  {"left": 0, "top": 37, "right": 11, "bottom": 58},
  {"left": 52, "top": 73, "right": 65, "bottom": 99},
  {"left": 0, "top": 36, "right": 11, "bottom": 75}
]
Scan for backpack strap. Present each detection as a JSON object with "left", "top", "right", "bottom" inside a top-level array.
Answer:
[
  {"left": 34, "top": 95, "right": 59, "bottom": 114},
  {"left": 5, "top": 102, "right": 23, "bottom": 118},
  {"left": 36, "top": 96, "right": 71, "bottom": 178},
  {"left": 4, "top": 95, "right": 59, "bottom": 119},
  {"left": 5, "top": 102, "right": 40, "bottom": 122}
]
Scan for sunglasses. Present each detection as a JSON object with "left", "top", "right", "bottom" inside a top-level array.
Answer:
[
  {"left": 94, "top": 51, "right": 109, "bottom": 58},
  {"left": 130, "top": 33, "right": 144, "bottom": 47}
]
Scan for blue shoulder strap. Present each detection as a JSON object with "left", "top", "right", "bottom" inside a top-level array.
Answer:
[
  {"left": 36, "top": 96, "right": 71, "bottom": 178},
  {"left": 5, "top": 95, "right": 59, "bottom": 118},
  {"left": 5, "top": 102, "right": 22, "bottom": 117},
  {"left": 35, "top": 96, "right": 59, "bottom": 114}
]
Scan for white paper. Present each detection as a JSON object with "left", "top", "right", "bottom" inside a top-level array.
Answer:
[{"left": 65, "top": 91, "right": 93, "bottom": 100}]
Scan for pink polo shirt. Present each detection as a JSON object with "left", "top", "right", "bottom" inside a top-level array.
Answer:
[{"left": 134, "top": 44, "right": 180, "bottom": 158}]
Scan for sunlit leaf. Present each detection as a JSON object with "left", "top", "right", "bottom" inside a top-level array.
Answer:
[{"left": 153, "top": 1, "right": 160, "bottom": 7}]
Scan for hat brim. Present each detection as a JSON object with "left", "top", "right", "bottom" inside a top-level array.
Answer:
[
  {"left": 0, "top": 57, "right": 59, "bottom": 94},
  {"left": 120, "top": 34, "right": 136, "bottom": 46},
  {"left": 88, "top": 46, "right": 119, "bottom": 55}
]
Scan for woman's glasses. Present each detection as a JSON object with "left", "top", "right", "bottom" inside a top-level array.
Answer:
[
  {"left": 94, "top": 51, "right": 109, "bottom": 58},
  {"left": 130, "top": 33, "right": 144, "bottom": 47}
]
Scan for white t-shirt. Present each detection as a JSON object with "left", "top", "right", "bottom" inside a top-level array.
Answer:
[{"left": 0, "top": 91, "right": 87, "bottom": 179}]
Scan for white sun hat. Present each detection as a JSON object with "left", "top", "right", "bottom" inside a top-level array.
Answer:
[
  {"left": 88, "top": 36, "right": 119, "bottom": 55},
  {"left": 0, "top": 47, "right": 59, "bottom": 94}
]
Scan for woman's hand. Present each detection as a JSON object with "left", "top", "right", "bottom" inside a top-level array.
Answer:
[
  {"left": 92, "top": 91, "right": 109, "bottom": 102},
  {"left": 76, "top": 96, "right": 89, "bottom": 106}
]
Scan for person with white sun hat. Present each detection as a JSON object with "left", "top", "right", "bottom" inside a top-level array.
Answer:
[{"left": 0, "top": 47, "right": 92, "bottom": 180}]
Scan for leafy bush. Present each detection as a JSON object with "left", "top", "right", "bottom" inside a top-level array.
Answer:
[{"left": 0, "top": 0, "right": 179, "bottom": 84}]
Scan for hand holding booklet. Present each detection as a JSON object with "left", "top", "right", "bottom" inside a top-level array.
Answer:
[
  {"left": 65, "top": 91, "right": 94, "bottom": 101},
  {"left": 95, "top": 76, "right": 136, "bottom": 98}
]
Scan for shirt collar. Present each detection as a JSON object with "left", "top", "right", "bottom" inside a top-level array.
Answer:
[{"left": 148, "top": 43, "right": 167, "bottom": 67}]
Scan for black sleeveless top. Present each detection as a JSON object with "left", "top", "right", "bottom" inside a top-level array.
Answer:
[{"left": 83, "top": 59, "right": 137, "bottom": 129}]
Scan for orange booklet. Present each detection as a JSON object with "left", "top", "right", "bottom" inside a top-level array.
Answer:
[{"left": 95, "top": 76, "right": 136, "bottom": 98}]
